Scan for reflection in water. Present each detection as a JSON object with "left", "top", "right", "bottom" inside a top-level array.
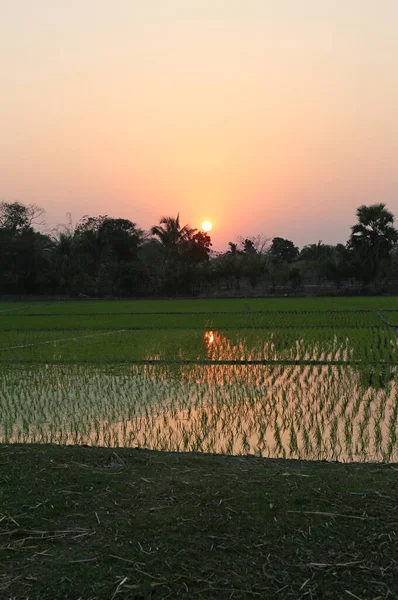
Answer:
[
  {"left": 200, "top": 328, "right": 354, "bottom": 362},
  {"left": 204, "top": 330, "right": 214, "bottom": 346},
  {"left": 0, "top": 357, "right": 397, "bottom": 462}
]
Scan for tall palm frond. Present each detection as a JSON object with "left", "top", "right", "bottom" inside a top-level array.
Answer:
[{"left": 150, "top": 214, "right": 196, "bottom": 256}]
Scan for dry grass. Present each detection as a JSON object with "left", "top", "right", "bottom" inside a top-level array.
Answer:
[{"left": 0, "top": 444, "right": 397, "bottom": 599}]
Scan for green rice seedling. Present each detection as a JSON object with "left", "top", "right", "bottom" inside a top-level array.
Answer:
[
  {"left": 302, "top": 426, "right": 312, "bottom": 456},
  {"left": 289, "top": 424, "right": 298, "bottom": 456},
  {"left": 315, "top": 421, "right": 323, "bottom": 452},
  {"left": 329, "top": 417, "right": 339, "bottom": 457}
]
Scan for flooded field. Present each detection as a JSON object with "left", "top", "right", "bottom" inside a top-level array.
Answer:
[{"left": 0, "top": 298, "right": 397, "bottom": 461}]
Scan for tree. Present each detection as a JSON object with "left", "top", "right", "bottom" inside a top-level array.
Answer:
[
  {"left": 324, "top": 244, "right": 352, "bottom": 289},
  {"left": 150, "top": 215, "right": 202, "bottom": 294},
  {"left": 243, "top": 238, "right": 256, "bottom": 255},
  {"left": 184, "top": 231, "right": 212, "bottom": 264},
  {"left": 138, "top": 239, "right": 166, "bottom": 294},
  {"left": 237, "top": 235, "right": 269, "bottom": 255},
  {"left": 299, "top": 241, "right": 333, "bottom": 284},
  {"left": 240, "top": 239, "right": 266, "bottom": 288},
  {"left": 73, "top": 215, "right": 145, "bottom": 295},
  {"left": 288, "top": 266, "right": 302, "bottom": 290},
  {"left": 51, "top": 232, "right": 77, "bottom": 292},
  {"left": 242, "top": 252, "right": 265, "bottom": 289},
  {"left": 299, "top": 241, "right": 333, "bottom": 262},
  {"left": 348, "top": 203, "right": 398, "bottom": 286},
  {"left": 150, "top": 214, "right": 196, "bottom": 262},
  {"left": 3, "top": 198, "right": 398, "bottom": 298},
  {"left": 0, "top": 202, "right": 45, "bottom": 231},
  {"left": 0, "top": 202, "right": 51, "bottom": 293},
  {"left": 265, "top": 238, "right": 299, "bottom": 292},
  {"left": 227, "top": 242, "right": 239, "bottom": 256},
  {"left": 270, "top": 237, "right": 299, "bottom": 263}
]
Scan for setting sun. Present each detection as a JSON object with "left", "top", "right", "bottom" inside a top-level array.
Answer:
[{"left": 202, "top": 221, "right": 213, "bottom": 232}]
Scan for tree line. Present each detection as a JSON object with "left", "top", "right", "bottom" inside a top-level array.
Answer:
[{"left": 0, "top": 201, "right": 397, "bottom": 297}]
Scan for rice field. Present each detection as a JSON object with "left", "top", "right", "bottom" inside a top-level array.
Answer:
[{"left": 0, "top": 297, "right": 398, "bottom": 462}]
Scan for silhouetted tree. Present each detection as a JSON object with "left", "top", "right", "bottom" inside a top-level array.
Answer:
[
  {"left": 288, "top": 267, "right": 303, "bottom": 290},
  {"left": 0, "top": 201, "right": 45, "bottom": 232},
  {"left": 184, "top": 231, "right": 212, "bottom": 264},
  {"left": 270, "top": 237, "right": 299, "bottom": 263},
  {"left": 151, "top": 214, "right": 196, "bottom": 262},
  {"left": 1, "top": 200, "right": 398, "bottom": 297},
  {"left": 299, "top": 241, "right": 334, "bottom": 284},
  {"left": 72, "top": 215, "right": 145, "bottom": 295},
  {"left": 324, "top": 244, "right": 353, "bottom": 289},
  {"left": 348, "top": 203, "right": 398, "bottom": 287},
  {"left": 0, "top": 202, "right": 51, "bottom": 293},
  {"left": 227, "top": 242, "right": 239, "bottom": 256},
  {"left": 243, "top": 238, "right": 256, "bottom": 255}
]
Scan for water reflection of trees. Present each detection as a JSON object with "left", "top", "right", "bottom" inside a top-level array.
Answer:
[{"left": 358, "top": 366, "right": 396, "bottom": 390}]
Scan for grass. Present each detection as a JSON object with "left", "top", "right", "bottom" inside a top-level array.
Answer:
[
  {"left": 0, "top": 444, "right": 397, "bottom": 599},
  {"left": 2, "top": 296, "right": 398, "bottom": 314},
  {"left": 0, "top": 311, "right": 386, "bottom": 329},
  {"left": 0, "top": 326, "right": 396, "bottom": 363}
]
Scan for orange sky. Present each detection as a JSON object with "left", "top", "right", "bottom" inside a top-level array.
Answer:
[{"left": 1, "top": 0, "right": 398, "bottom": 250}]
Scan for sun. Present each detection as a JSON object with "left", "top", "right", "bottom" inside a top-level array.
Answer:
[{"left": 202, "top": 220, "right": 213, "bottom": 232}]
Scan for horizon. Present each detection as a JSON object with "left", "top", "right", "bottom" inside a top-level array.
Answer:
[{"left": 1, "top": 0, "right": 398, "bottom": 250}]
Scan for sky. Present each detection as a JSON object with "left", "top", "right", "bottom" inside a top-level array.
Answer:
[{"left": 1, "top": 0, "right": 398, "bottom": 250}]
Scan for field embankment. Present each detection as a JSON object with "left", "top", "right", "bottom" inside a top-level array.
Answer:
[{"left": 0, "top": 444, "right": 397, "bottom": 599}]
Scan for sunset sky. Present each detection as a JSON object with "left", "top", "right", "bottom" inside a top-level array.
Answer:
[{"left": 1, "top": 0, "right": 398, "bottom": 250}]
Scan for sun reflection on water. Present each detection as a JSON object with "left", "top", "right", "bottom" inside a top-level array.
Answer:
[{"left": 204, "top": 330, "right": 214, "bottom": 346}]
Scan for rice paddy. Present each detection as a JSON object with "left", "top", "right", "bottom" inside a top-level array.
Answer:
[{"left": 1, "top": 297, "right": 398, "bottom": 462}]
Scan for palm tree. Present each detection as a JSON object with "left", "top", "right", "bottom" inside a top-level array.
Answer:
[
  {"left": 349, "top": 203, "right": 398, "bottom": 286},
  {"left": 227, "top": 242, "right": 238, "bottom": 256},
  {"left": 300, "top": 241, "right": 332, "bottom": 262},
  {"left": 350, "top": 203, "right": 397, "bottom": 253},
  {"left": 150, "top": 215, "right": 197, "bottom": 293},
  {"left": 299, "top": 241, "right": 333, "bottom": 284},
  {"left": 52, "top": 232, "right": 76, "bottom": 291},
  {"left": 150, "top": 214, "right": 196, "bottom": 261}
]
